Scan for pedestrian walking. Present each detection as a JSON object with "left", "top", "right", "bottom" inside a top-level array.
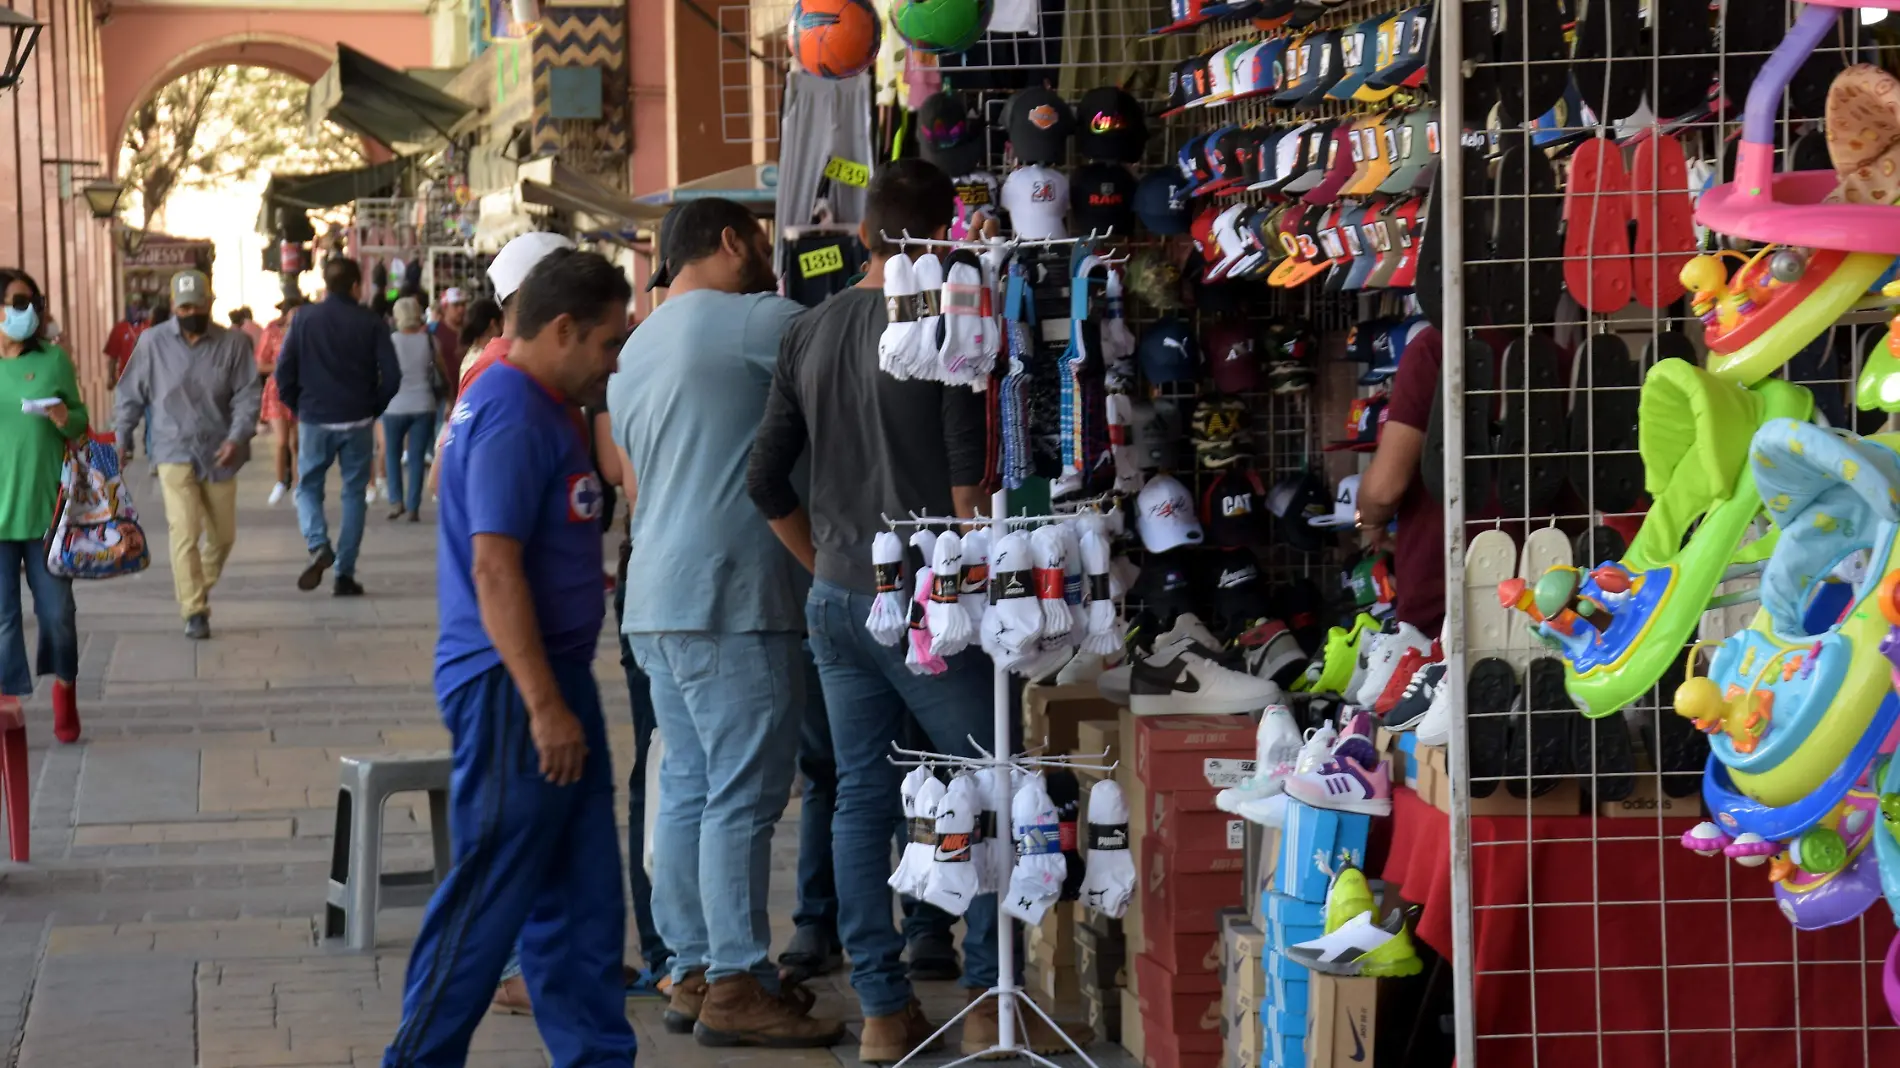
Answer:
[
  {"left": 273, "top": 257, "right": 400, "bottom": 597},
  {"left": 613, "top": 198, "right": 844, "bottom": 1049},
  {"left": 382, "top": 297, "right": 439, "bottom": 522},
  {"left": 112, "top": 269, "right": 262, "bottom": 641},
  {"left": 381, "top": 249, "right": 637, "bottom": 1068},
  {"left": 258, "top": 294, "right": 303, "bottom": 506},
  {"left": 0, "top": 269, "right": 86, "bottom": 742},
  {"left": 430, "top": 287, "right": 469, "bottom": 403}
]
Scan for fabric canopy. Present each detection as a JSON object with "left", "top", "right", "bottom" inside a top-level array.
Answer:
[
  {"left": 307, "top": 45, "right": 472, "bottom": 151},
  {"left": 256, "top": 157, "right": 410, "bottom": 239},
  {"left": 520, "top": 161, "right": 647, "bottom": 231}
]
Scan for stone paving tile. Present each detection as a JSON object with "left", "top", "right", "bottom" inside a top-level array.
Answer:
[{"left": 0, "top": 454, "right": 1131, "bottom": 1068}]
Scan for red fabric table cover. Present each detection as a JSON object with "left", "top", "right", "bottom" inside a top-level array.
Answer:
[{"left": 1375, "top": 786, "right": 1900, "bottom": 1066}]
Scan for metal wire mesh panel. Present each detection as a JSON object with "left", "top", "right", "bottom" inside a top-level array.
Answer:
[{"left": 1439, "top": 1, "right": 1900, "bottom": 1064}]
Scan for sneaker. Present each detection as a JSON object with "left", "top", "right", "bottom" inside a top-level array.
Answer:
[
  {"left": 1287, "top": 908, "right": 1423, "bottom": 978},
  {"left": 858, "top": 999, "right": 940, "bottom": 1064},
  {"left": 1373, "top": 641, "right": 1442, "bottom": 717},
  {"left": 1322, "top": 867, "right": 1378, "bottom": 933},
  {"left": 334, "top": 575, "right": 365, "bottom": 598},
  {"left": 1312, "top": 614, "right": 1379, "bottom": 696},
  {"left": 1129, "top": 648, "right": 1282, "bottom": 716},
  {"left": 1384, "top": 662, "right": 1447, "bottom": 732},
  {"left": 1215, "top": 705, "right": 1303, "bottom": 813},
  {"left": 777, "top": 925, "right": 842, "bottom": 982},
  {"left": 184, "top": 613, "right": 211, "bottom": 641},
  {"left": 1055, "top": 651, "right": 1115, "bottom": 686},
  {"left": 1234, "top": 722, "right": 1338, "bottom": 825},
  {"left": 1356, "top": 622, "right": 1434, "bottom": 708},
  {"left": 1096, "top": 613, "right": 1223, "bottom": 705},
  {"left": 1344, "top": 631, "right": 1386, "bottom": 705},
  {"left": 1238, "top": 619, "right": 1307, "bottom": 684},
  {"left": 905, "top": 931, "right": 961, "bottom": 981},
  {"left": 692, "top": 973, "right": 845, "bottom": 1048},
  {"left": 1415, "top": 670, "right": 1457, "bottom": 746},
  {"left": 266, "top": 481, "right": 288, "bottom": 506},
  {"left": 1331, "top": 709, "right": 1380, "bottom": 767},
  {"left": 663, "top": 970, "right": 708, "bottom": 1034},
  {"left": 297, "top": 546, "right": 335, "bottom": 592},
  {"left": 1283, "top": 752, "right": 1392, "bottom": 816}
]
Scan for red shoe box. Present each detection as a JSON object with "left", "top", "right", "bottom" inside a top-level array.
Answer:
[
  {"left": 1134, "top": 715, "right": 1254, "bottom": 793},
  {"left": 1135, "top": 953, "right": 1223, "bottom": 1062},
  {"left": 1144, "top": 847, "right": 1245, "bottom": 933},
  {"left": 1147, "top": 790, "right": 1245, "bottom": 854},
  {"left": 1139, "top": 1024, "right": 1222, "bottom": 1068}
]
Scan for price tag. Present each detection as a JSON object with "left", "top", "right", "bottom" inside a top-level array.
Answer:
[
  {"left": 1202, "top": 758, "right": 1257, "bottom": 788},
  {"left": 823, "top": 156, "right": 870, "bottom": 188},
  {"left": 798, "top": 243, "right": 846, "bottom": 279}
]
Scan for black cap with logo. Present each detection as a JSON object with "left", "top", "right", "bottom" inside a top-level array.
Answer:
[
  {"left": 917, "top": 91, "right": 986, "bottom": 176},
  {"left": 1005, "top": 87, "right": 1076, "bottom": 165},
  {"left": 1201, "top": 468, "right": 1270, "bottom": 547},
  {"left": 1070, "top": 162, "right": 1136, "bottom": 235},
  {"left": 1074, "top": 86, "right": 1149, "bottom": 163}
]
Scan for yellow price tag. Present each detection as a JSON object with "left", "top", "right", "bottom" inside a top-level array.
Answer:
[
  {"left": 799, "top": 244, "right": 846, "bottom": 279},
  {"left": 823, "top": 157, "right": 870, "bottom": 188}
]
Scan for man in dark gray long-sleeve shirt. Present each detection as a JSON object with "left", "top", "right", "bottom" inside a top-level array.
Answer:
[{"left": 747, "top": 159, "right": 1069, "bottom": 1064}]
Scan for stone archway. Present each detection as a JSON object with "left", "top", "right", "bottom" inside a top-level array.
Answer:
[{"left": 111, "top": 34, "right": 340, "bottom": 168}]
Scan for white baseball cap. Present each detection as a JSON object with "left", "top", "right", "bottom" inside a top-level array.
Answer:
[
  {"left": 1136, "top": 473, "right": 1205, "bottom": 552},
  {"left": 487, "top": 232, "right": 576, "bottom": 302},
  {"left": 1001, "top": 165, "right": 1070, "bottom": 241},
  {"left": 441, "top": 287, "right": 468, "bottom": 305},
  {"left": 1308, "top": 473, "right": 1360, "bottom": 528}
]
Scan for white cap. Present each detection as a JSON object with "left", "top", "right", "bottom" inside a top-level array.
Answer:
[
  {"left": 1209, "top": 203, "right": 1250, "bottom": 281},
  {"left": 1001, "top": 165, "right": 1069, "bottom": 241},
  {"left": 1309, "top": 473, "right": 1359, "bottom": 528},
  {"left": 441, "top": 287, "right": 468, "bottom": 305},
  {"left": 1136, "top": 473, "right": 1205, "bottom": 553},
  {"left": 487, "top": 232, "right": 576, "bottom": 302}
]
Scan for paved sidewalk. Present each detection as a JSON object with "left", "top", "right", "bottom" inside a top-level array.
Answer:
[{"left": 0, "top": 453, "right": 1130, "bottom": 1068}]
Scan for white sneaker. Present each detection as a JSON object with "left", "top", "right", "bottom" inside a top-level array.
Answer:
[
  {"left": 1286, "top": 909, "right": 1420, "bottom": 976},
  {"left": 1056, "top": 651, "right": 1116, "bottom": 686},
  {"left": 1235, "top": 723, "right": 1337, "bottom": 824},
  {"left": 1344, "top": 631, "right": 1385, "bottom": 706},
  {"left": 1416, "top": 672, "right": 1456, "bottom": 746},
  {"left": 1283, "top": 752, "right": 1393, "bottom": 816},
  {"left": 1353, "top": 622, "right": 1433, "bottom": 708},
  {"left": 267, "top": 481, "right": 288, "bottom": 506},
  {"left": 1128, "top": 649, "right": 1282, "bottom": 716},
  {"left": 1096, "top": 613, "right": 1223, "bottom": 705},
  {"left": 1215, "top": 706, "right": 1303, "bottom": 813}
]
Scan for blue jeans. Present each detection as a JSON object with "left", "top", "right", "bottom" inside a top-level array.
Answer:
[
  {"left": 805, "top": 579, "right": 1006, "bottom": 1016},
  {"left": 296, "top": 423, "right": 374, "bottom": 578},
  {"left": 383, "top": 660, "right": 635, "bottom": 1068},
  {"left": 381, "top": 411, "right": 435, "bottom": 515},
  {"left": 793, "top": 641, "right": 838, "bottom": 937},
  {"left": 0, "top": 540, "right": 77, "bottom": 696},
  {"left": 630, "top": 631, "right": 804, "bottom": 986}
]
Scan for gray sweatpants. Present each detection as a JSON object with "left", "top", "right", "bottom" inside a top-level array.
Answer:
[{"left": 775, "top": 71, "right": 874, "bottom": 277}]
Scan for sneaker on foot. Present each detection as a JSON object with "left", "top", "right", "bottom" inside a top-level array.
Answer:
[
  {"left": 184, "top": 613, "right": 211, "bottom": 641},
  {"left": 1283, "top": 752, "right": 1392, "bottom": 816},
  {"left": 1287, "top": 907, "right": 1423, "bottom": 977},
  {"left": 51, "top": 678, "right": 79, "bottom": 744},
  {"left": 692, "top": 973, "right": 845, "bottom": 1048},
  {"left": 387, "top": 506, "right": 406, "bottom": 522},
  {"left": 859, "top": 999, "right": 941, "bottom": 1065},
  {"left": 267, "top": 481, "right": 288, "bottom": 506},
  {"left": 334, "top": 575, "right": 365, "bottom": 597},
  {"left": 298, "top": 546, "right": 335, "bottom": 592}
]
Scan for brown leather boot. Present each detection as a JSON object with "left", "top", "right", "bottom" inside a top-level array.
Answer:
[
  {"left": 858, "top": 999, "right": 940, "bottom": 1064},
  {"left": 693, "top": 973, "right": 846, "bottom": 1048},
  {"left": 960, "top": 989, "right": 1094, "bottom": 1058},
  {"left": 663, "top": 970, "right": 708, "bottom": 1034},
  {"left": 489, "top": 976, "right": 532, "bottom": 1016}
]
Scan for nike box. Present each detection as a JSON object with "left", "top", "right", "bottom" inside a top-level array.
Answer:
[
  {"left": 1134, "top": 951, "right": 1223, "bottom": 1061},
  {"left": 1023, "top": 681, "right": 1122, "bottom": 755},
  {"left": 1150, "top": 790, "right": 1246, "bottom": 851},
  {"left": 1133, "top": 713, "right": 1255, "bottom": 792},
  {"left": 1304, "top": 974, "right": 1377, "bottom": 1068},
  {"left": 1275, "top": 801, "right": 1372, "bottom": 903}
]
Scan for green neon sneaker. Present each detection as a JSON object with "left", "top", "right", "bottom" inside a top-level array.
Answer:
[
  {"left": 1313, "top": 613, "right": 1379, "bottom": 696},
  {"left": 1287, "top": 908, "right": 1424, "bottom": 979},
  {"left": 1323, "top": 867, "right": 1377, "bottom": 934}
]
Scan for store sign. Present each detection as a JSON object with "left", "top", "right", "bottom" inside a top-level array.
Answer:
[{"left": 125, "top": 241, "right": 210, "bottom": 269}]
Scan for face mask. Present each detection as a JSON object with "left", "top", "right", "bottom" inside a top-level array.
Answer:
[
  {"left": 1, "top": 305, "right": 38, "bottom": 342},
  {"left": 178, "top": 313, "right": 210, "bottom": 336}
]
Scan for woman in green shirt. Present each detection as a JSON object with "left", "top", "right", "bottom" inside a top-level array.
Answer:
[{"left": 0, "top": 269, "right": 86, "bottom": 744}]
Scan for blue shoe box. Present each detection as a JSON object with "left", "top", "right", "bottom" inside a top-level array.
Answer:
[
  {"left": 1396, "top": 731, "right": 1420, "bottom": 788},
  {"left": 1274, "top": 1007, "right": 1308, "bottom": 1038},
  {"left": 1274, "top": 800, "right": 1372, "bottom": 903},
  {"left": 1272, "top": 972, "right": 1310, "bottom": 1016},
  {"left": 1277, "top": 1033, "right": 1308, "bottom": 1068},
  {"left": 1265, "top": 947, "right": 1310, "bottom": 981}
]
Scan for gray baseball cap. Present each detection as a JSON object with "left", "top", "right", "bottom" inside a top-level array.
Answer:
[{"left": 170, "top": 269, "right": 210, "bottom": 308}]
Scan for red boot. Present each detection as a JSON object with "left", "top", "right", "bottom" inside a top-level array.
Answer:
[{"left": 51, "top": 680, "right": 79, "bottom": 744}]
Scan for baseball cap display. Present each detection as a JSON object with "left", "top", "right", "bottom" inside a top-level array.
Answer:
[
  {"left": 1075, "top": 86, "right": 1149, "bottom": 162},
  {"left": 1330, "top": 16, "right": 1392, "bottom": 102},
  {"left": 1001, "top": 164, "right": 1070, "bottom": 239},
  {"left": 1131, "top": 555, "right": 1197, "bottom": 621},
  {"left": 494, "top": 231, "right": 579, "bottom": 298},
  {"left": 1371, "top": 6, "right": 1432, "bottom": 90},
  {"left": 1295, "top": 28, "right": 1347, "bottom": 106},
  {"left": 1070, "top": 162, "right": 1136, "bottom": 235},
  {"left": 1133, "top": 171, "right": 1193, "bottom": 233},
  {"left": 1136, "top": 473, "right": 1206, "bottom": 552},
  {"left": 1207, "top": 551, "right": 1271, "bottom": 636},
  {"left": 1138, "top": 318, "right": 1199, "bottom": 383},
  {"left": 1325, "top": 394, "right": 1389, "bottom": 451},
  {"left": 1128, "top": 398, "right": 1186, "bottom": 469},
  {"left": 1309, "top": 473, "right": 1360, "bottom": 528},
  {"left": 918, "top": 91, "right": 986, "bottom": 175},
  {"left": 1201, "top": 468, "right": 1270, "bottom": 547},
  {"left": 1203, "top": 319, "right": 1259, "bottom": 393},
  {"left": 1266, "top": 471, "right": 1330, "bottom": 551},
  {"left": 1191, "top": 396, "right": 1250, "bottom": 468},
  {"left": 1005, "top": 88, "right": 1075, "bottom": 164}
]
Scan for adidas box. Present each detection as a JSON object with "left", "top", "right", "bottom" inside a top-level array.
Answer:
[
  {"left": 1264, "top": 892, "right": 1325, "bottom": 931},
  {"left": 1274, "top": 800, "right": 1371, "bottom": 903},
  {"left": 1271, "top": 972, "right": 1310, "bottom": 1016},
  {"left": 1265, "top": 947, "right": 1309, "bottom": 981}
]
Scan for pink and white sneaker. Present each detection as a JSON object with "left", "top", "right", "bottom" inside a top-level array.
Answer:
[{"left": 1283, "top": 753, "right": 1392, "bottom": 816}]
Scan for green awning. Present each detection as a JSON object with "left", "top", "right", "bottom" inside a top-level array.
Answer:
[
  {"left": 307, "top": 45, "right": 473, "bottom": 151},
  {"left": 257, "top": 157, "right": 410, "bottom": 239}
]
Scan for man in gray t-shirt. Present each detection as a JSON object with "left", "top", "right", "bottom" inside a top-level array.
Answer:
[{"left": 608, "top": 198, "right": 843, "bottom": 1050}]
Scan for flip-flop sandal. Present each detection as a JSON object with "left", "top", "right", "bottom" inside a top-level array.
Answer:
[
  {"left": 1629, "top": 133, "right": 1697, "bottom": 310},
  {"left": 1512, "top": 525, "right": 1573, "bottom": 669},
  {"left": 1789, "top": 17, "right": 1866, "bottom": 119},
  {"left": 1571, "top": 707, "right": 1637, "bottom": 803},
  {"left": 1466, "top": 529, "right": 1520, "bottom": 658},
  {"left": 1493, "top": 0, "right": 1569, "bottom": 124},
  {"left": 1494, "top": 332, "right": 1568, "bottom": 518},
  {"left": 1719, "top": 4, "right": 1787, "bottom": 110},
  {"left": 1569, "top": 0, "right": 1647, "bottom": 122},
  {"left": 1571, "top": 524, "right": 1627, "bottom": 569},
  {"left": 1649, "top": 0, "right": 1715, "bottom": 119},
  {"left": 1566, "top": 332, "right": 1642, "bottom": 513},
  {"left": 1444, "top": 0, "right": 1498, "bottom": 124},
  {"left": 1644, "top": 656, "right": 1707, "bottom": 798},
  {"left": 1467, "top": 657, "right": 1517, "bottom": 798},
  {"left": 1641, "top": 328, "right": 1695, "bottom": 366},
  {"left": 1492, "top": 136, "right": 1567, "bottom": 325},
  {"left": 1423, "top": 336, "right": 1497, "bottom": 513},
  {"left": 1562, "top": 137, "right": 1633, "bottom": 313},
  {"left": 1507, "top": 658, "right": 1577, "bottom": 798}
]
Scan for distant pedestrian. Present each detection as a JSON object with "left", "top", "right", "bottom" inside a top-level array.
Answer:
[
  {"left": 0, "top": 269, "right": 86, "bottom": 742},
  {"left": 383, "top": 297, "right": 439, "bottom": 523},
  {"left": 273, "top": 257, "right": 400, "bottom": 597},
  {"left": 457, "top": 298, "right": 503, "bottom": 386},
  {"left": 430, "top": 287, "right": 469, "bottom": 403},
  {"left": 382, "top": 249, "right": 637, "bottom": 1068},
  {"left": 229, "top": 306, "right": 264, "bottom": 360},
  {"left": 113, "top": 269, "right": 261, "bottom": 641},
  {"left": 258, "top": 294, "right": 304, "bottom": 506}
]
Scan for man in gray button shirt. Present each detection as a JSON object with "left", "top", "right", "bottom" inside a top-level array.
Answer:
[{"left": 113, "top": 269, "right": 262, "bottom": 639}]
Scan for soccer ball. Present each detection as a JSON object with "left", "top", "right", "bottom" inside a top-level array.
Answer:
[
  {"left": 890, "top": 0, "right": 992, "bottom": 54},
  {"left": 788, "top": 0, "right": 883, "bottom": 79}
]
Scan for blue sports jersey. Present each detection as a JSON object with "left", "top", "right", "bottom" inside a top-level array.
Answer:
[{"left": 434, "top": 360, "right": 605, "bottom": 700}]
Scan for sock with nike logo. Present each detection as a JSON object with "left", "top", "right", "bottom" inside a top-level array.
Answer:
[
  {"left": 887, "top": 767, "right": 932, "bottom": 896},
  {"left": 1031, "top": 526, "right": 1074, "bottom": 643},
  {"left": 958, "top": 528, "right": 990, "bottom": 638},
  {"left": 923, "top": 774, "right": 981, "bottom": 916},
  {"left": 892, "top": 774, "right": 946, "bottom": 897}
]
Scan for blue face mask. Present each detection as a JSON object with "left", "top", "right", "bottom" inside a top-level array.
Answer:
[{"left": 1, "top": 305, "right": 38, "bottom": 343}]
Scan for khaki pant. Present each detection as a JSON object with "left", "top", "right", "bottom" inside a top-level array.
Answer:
[{"left": 157, "top": 464, "right": 238, "bottom": 619}]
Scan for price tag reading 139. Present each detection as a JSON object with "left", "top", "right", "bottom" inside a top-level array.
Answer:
[
  {"left": 823, "top": 157, "right": 870, "bottom": 188},
  {"left": 799, "top": 244, "right": 846, "bottom": 279}
]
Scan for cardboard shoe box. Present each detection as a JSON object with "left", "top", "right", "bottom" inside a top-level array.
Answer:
[
  {"left": 1120, "top": 986, "right": 1145, "bottom": 1061},
  {"left": 1305, "top": 974, "right": 1377, "bottom": 1068},
  {"left": 1134, "top": 953, "right": 1223, "bottom": 1062},
  {"left": 1025, "top": 681, "right": 1125, "bottom": 755},
  {"left": 1134, "top": 714, "right": 1257, "bottom": 792}
]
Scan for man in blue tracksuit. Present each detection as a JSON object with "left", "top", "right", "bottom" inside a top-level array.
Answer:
[{"left": 383, "top": 249, "right": 636, "bottom": 1068}]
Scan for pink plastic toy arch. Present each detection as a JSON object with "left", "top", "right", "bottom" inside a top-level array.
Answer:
[{"left": 1696, "top": 4, "right": 1900, "bottom": 253}]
